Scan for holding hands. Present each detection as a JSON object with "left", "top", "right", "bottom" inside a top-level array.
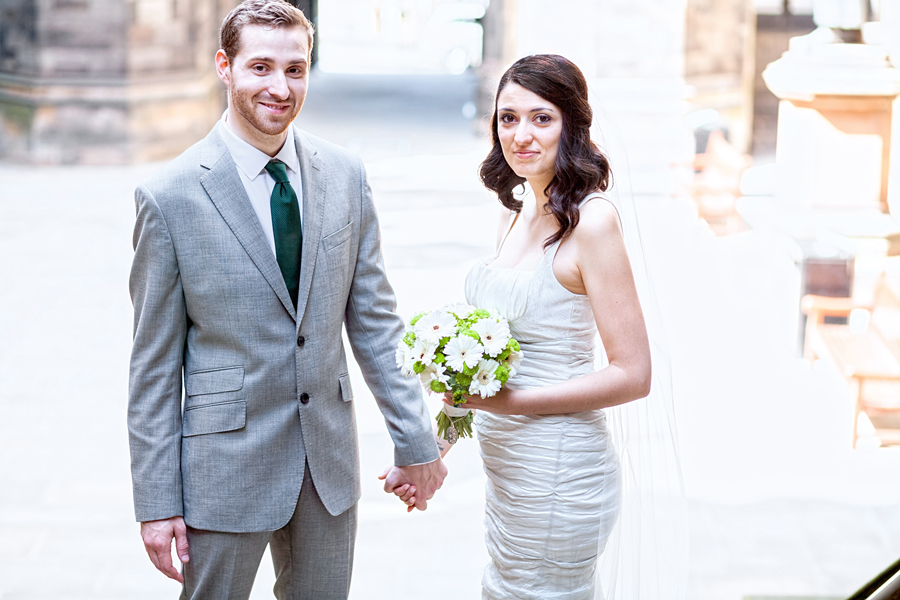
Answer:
[{"left": 379, "top": 457, "right": 447, "bottom": 512}]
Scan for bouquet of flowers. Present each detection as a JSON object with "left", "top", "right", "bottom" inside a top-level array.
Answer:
[{"left": 396, "top": 303, "right": 523, "bottom": 443}]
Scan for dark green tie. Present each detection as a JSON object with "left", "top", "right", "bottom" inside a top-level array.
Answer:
[{"left": 265, "top": 160, "right": 302, "bottom": 308}]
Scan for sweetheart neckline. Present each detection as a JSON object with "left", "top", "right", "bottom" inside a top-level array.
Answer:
[
  {"left": 479, "top": 237, "right": 555, "bottom": 274},
  {"left": 471, "top": 249, "right": 589, "bottom": 299}
]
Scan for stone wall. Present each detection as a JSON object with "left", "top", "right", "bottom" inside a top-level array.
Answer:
[
  {"left": 0, "top": 0, "right": 239, "bottom": 164},
  {"left": 684, "top": 0, "right": 756, "bottom": 154}
]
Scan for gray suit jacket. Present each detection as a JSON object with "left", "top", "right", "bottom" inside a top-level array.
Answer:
[{"left": 128, "top": 123, "right": 438, "bottom": 532}]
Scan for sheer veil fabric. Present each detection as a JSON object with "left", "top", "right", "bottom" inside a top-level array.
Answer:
[{"left": 589, "top": 93, "right": 691, "bottom": 599}]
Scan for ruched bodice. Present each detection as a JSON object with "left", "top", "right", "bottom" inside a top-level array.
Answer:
[
  {"left": 465, "top": 241, "right": 596, "bottom": 389},
  {"left": 464, "top": 207, "right": 620, "bottom": 600}
]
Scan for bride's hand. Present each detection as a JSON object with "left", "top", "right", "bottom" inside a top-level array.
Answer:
[
  {"left": 377, "top": 466, "right": 417, "bottom": 512},
  {"left": 442, "top": 388, "right": 521, "bottom": 415},
  {"left": 441, "top": 392, "right": 477, "bottom": 411}
]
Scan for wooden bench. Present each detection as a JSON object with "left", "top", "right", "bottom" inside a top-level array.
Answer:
[{"left": 802, "top": 276, "right": 900, "bottom": 447}]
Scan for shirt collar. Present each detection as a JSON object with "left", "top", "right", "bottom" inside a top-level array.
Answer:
[{"left": 220, "top": 110, "right": 301, "bottom": 181}]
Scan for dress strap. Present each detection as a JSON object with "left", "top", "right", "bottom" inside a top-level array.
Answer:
[
  {"left": 579, "top": 191, "right": 607, "bottom": 207},
  {"left": 580, "top": 191, "right": 623, "bottom": 229},
  {"left": 496, "top": 210, "right": 520, "bottom": 255}
]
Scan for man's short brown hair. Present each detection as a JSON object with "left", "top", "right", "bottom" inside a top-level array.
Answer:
[{"left": 219, "top": 0, "right": 314, "bottom": 62}]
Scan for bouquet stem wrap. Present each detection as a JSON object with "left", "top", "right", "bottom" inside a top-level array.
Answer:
[{"left": 436, "top": 403, "right": 474, "bottom": 444}]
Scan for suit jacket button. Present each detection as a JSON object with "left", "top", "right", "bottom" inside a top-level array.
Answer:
[
  {"left": 300, "top": 392, "right": 310, "bottom": 404},
  {"left": 297, "top": 335, "right": 305, "bottom": 347}
]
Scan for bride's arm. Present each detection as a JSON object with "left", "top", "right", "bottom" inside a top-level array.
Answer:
[
  {"left": 459, "top": 200, "right": 652, "bottom": 415},
  {"left": 434, "top": 420, "right": 454, "bottom": 458}
]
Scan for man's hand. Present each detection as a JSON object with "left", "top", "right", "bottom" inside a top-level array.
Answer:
[
  {"left": 140, "top": 516, "right": 190, "bottom": 583},
  {"left": 379, "top": 458, "right": 447, "bottom": 511}
]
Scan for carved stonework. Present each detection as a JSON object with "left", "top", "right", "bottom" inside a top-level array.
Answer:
[{"left": 0, "top": 0, "right": 239, "bottom": 164}]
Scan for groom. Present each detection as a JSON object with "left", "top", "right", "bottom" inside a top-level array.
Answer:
[{"left": 127, "top": 1, "right": 445, "bottom": 597}]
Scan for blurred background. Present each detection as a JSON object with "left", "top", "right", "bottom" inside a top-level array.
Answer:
[{"left": 2, "top": 0, "right": 900, "bottom": 598}]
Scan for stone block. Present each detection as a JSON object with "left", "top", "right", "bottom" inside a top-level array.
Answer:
[
  {"left": 0, "top": 0, "right": 40, "bottom": 76},
  {"left": 0, "top": 0, "right": 231, "bottom": 163}
]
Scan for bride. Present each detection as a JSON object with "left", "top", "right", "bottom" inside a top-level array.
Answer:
[{"left": 391, "top": 54, "right": 653, "bottom": 598}]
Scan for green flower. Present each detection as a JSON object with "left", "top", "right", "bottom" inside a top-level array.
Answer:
[
  {"left": 409, "top": 311, "right": 427, "bottom": 326},
  {"left": 430, "top": 380, "right": 448, "bottom": 393},
  {"left": 460, "top": 329, "right": 480, "bottom": 342},
  {"left": 455, "top": 373, "right": 473, "bottom": 387},
  {"left": 495, "top": 364, "right": 511, "bottom": 384},
  {"left": 472, "top": 308, "right": 491, "bottom": 319},
  {"left": 452, "top": 389, "right": 468, "bottom": 405},
  {"left": 403, "top": 331, "right": 416, "bottom": 347},
  {"left": 508, "top": 338, "right": 520, "bottom": 352},
  {"left": 413, "top": 362, "right": 426, "bottom": 374},
  {"left": 433, "top": 352, "right": 446, "bottom": 364}
]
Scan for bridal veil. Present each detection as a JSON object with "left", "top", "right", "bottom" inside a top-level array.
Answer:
[{"left": 590, "top": 87, "right": 691, "bottom": 600}]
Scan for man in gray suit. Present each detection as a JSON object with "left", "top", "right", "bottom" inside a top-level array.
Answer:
[{"left": 128, "top": 1, "right": 446, "bottom": 597}]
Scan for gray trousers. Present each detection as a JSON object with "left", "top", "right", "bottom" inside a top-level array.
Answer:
[{"left": 180, "top": 467, "right": 357, "bottom": 600}]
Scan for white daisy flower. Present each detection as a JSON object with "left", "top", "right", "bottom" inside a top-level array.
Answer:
[
  {"left": 395, "top": 341, "right": 415, "bottom": 378},
  {"left": 419, "top": 363, "right": 450, "bottom": 388},
  {"left": 469, "top": 359, "right": 502, "bottom": 397},
  {"left": 506, "top": 348, "right": 524, "bottom": 377},
  {"left": 442, "top": 302, "right": 476, "bottom": 319},
  {"left": 414, "top": 310, "right": 458, "bottom": 343},
  {"left": 412, "top": 337, "right": 437, "bottom": 366},
  {"left": 472, "top": 318, "right": 511, "bottom": 356},
  {"left": 443, "top": 335, "right": 484, "bottom": 371}
]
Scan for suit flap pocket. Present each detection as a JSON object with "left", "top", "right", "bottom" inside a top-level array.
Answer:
[
  {"left": 183, "top": 400, "right": 246, "bottom": 437},
  {"left": 322, "top": 222, "right": 353, "bottom": 252},
  {"left": 186, "top": 366, "right": 244, "bottom": 396},
  {"left": 338, "top": 373, "right": 353, "bottom": 402}
]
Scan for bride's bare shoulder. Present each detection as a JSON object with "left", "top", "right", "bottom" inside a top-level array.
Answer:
[{"left": 573, "top": 196, "right": 622, "bottom": 242}]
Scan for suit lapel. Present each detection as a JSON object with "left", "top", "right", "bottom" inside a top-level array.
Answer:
[
  {"left": 294, "top": 129, "right": 326, "bottom": 326},
  {"left": 199, "top": 126, "right": 297, "bottom": 320}
]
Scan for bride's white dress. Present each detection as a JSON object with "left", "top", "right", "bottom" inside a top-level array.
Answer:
[{"left": 465, "top": 230, "right": 621, "bottom": 599}]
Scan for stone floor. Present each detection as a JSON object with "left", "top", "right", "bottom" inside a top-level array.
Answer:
[{"left": 1, "top": 71, "right": 899, "bottom": 600}]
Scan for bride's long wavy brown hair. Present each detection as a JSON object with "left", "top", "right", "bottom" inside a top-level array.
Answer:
[{"left": 479, "top": 54, "right": 612, "bottom": 248}]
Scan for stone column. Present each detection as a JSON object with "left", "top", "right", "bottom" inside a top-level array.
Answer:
[
  {"left": 763, "top": 29, "right": 900, "bottom": 213},
  {"left": 0, "top": 0, "right": 236, "bottom": 164},
  {"left": 583, "top": 0, "right": 695, "bottom": 198},
  {"left": 476, "top": 0, "right": 519, "bottom": 118},
  {"left": 758, "top": 26, "right": 900, "bottom": 305}
]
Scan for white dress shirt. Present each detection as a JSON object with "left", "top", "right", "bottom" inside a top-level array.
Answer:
[{"left": 219, "top": 111, "right": 303, "bottom": 257}]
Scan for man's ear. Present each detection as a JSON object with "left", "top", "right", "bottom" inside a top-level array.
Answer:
[{"left": 215, "top": 49, "right": 231, "bottom": 86}]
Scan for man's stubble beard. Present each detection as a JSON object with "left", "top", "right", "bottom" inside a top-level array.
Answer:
[{"left": 230, "top": 85, "right": 301, "bottom": 137}]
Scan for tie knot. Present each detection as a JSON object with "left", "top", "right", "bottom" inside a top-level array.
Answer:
[{"left": 265, "top": 160, "right": 290, "bottom": 184}]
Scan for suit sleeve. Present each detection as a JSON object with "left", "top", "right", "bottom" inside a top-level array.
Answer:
[
  {"left": 128, "top": 183, "right": 187, "bottom": 522},
  {"left": 343, "top": 159, "right": 440, "bottom": 467}
]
